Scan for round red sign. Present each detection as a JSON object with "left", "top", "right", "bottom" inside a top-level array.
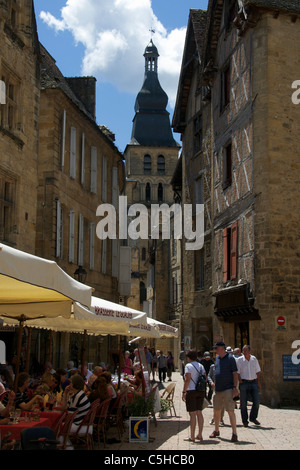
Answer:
[{"left": 277, "top": 316, "right": 285, "bottom": 326}]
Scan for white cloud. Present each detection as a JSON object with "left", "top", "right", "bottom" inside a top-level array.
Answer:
[{"left": 39, "top": 0, "right": 186, "bottom": 108}]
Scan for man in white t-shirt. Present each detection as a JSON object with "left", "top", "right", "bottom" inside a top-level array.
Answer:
[
  {"left": 182, "top": 349, "right": 206, "bottom": 442},
  {"left": 236, "top": 345, "right": 261, "bottom": 426}
]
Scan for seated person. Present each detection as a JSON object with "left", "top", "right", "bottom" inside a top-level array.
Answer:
[
  {"left": 34, "top": 372, "right": 56, "bottom": 396},
  {"left": 54, "top": 369, "right": 69, "bottom": 392},
  {"left": 2, "top": 372, "right": 43, "bottom": 411},
  {"left": 61, "top": 374, "right": 91, "bottom": 433},
  {"left": 127, "top": 370, "right": 144, "bottom": 396},
  {"left": 100, "top": 371, "right": 117, "bottom": 400},
  {"left": 0, "top": 390, "right": 15, "bottom": 424},
  {"left": 88, "top": 366, "right": 103, "bottom": 390},
  {"left": 88, "top": 376, "right": 109, "bottom": 404}
]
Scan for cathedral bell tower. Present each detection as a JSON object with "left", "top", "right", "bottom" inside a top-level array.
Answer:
[{"left": 124, "top": 40, "right": 180, "bottom": 333}]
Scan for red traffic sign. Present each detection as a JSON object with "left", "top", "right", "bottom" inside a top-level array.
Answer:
[{"left": 277, "top": 316, "right": 286, "bottom": 326}]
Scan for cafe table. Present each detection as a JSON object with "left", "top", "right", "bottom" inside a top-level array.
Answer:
[{"left": 0, "top": 417, "right": 52, "bottom": 441}]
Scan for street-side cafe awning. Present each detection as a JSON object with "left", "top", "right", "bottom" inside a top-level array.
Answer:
[
  {"left": 0, "top": 243, "right": 93, "bottom": 390},
  {"left": 0, "top": 244, "right": 92, "bottom": 319},
  {"left": 4, "top": 297, "right": 149, "bottom": 336}
]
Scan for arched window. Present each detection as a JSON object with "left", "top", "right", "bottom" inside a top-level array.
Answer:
[
  {"left": 157, "top": 155, "right": 165, "bottom": 174},
  {"left": 144, "top": 154, "right": 151, "bottom": 174},
  {"left": 158, "top": 182, "right": 163, "bottom": 202},
  {"left": 145, "top": 182, "right": 151, "bottom": 202},
  {"left": 140, "top": 281, "right": 147, "bottom": 304}
]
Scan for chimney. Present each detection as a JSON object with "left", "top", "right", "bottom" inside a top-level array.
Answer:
[{"left": 66, "top": 77, "right": 96, "bottom": 120}]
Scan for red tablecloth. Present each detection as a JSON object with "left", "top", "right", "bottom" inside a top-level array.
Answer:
[
  {"left": 0, "top": 417, "right": 51, "bottom": 441},
  {"left": 32, "top": 411, "right": 63, "bottom": 430}
]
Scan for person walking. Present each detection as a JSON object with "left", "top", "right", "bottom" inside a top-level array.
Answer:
[
  {"left": 167, "top": 351, "right": 174, "bottom": 381},
  {"left": 157, "top": 350, "right": 167, "bottom": 382},
  {"left": 182, "top": 349, "right": 206, "bottom": 442},
  {"left": 236, "top": 345, "right": 261, "bottom": 427},
  {"left": 199, "top": 351, "right": 214, "bottom": 403},
  {"left": 207, "top": 362, "right": 225, "bottom": 426},
  {"left": 209, "top": 341, "right": 239, "bottom": 442}
]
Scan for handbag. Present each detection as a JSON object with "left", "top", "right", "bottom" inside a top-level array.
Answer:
[{"left": 191, "top": 363, "right": 207, "bottom": 392}]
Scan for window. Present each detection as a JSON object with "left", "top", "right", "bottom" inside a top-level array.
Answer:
[
  {"left": 220, "top": 62, "right": 231, "bottom": 112},
  {"left": 145, "top": 182, "right": 151, "bottom": 202},
  {"left": 222, "top": 142, "right": 232, "bottom": 189},
  {"left": 195, "top": 249, "right": 205, "bottom": 290},
  {"left": 0, "top": 175, "right": 15, "bottom": 243},
  {"left": 144, "top": 154, "right": 151, "bottom": 174},
  {"left": 0, "top": 69, "right": 20, "bottom": 132},
  {"left": 223, "top": 221, "right": 238, "bottom": 282},
  {"left": 158, "top": 183, "right": 163, "bottom": 202},
  {"left": 140, "top": 281, "right": 147, "bottom": 304},
  {"left": 141, "top": 247, "right": 146, "bottom": 261},
  {"left": 157, "top": 155, "right": 165, "bottom": 174},
  {"left": 194, "top": 114, "right": 202, "bottom": 154}
]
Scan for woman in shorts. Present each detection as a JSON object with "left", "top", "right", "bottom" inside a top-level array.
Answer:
[{"left": 182, "top": 349, "right": 206, "bottom": 442}]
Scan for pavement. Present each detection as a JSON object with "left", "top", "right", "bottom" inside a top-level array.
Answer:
[{"left": 101, "top": 371, "right": 300, "bottom": 452}]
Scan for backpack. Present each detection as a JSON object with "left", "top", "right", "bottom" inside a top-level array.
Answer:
[{"left": 191, "top": 363, "right": 206, "bottom": 392}]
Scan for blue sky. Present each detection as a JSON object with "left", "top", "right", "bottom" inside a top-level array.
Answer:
[{"left": 35, "top": 0, "right": 208, "bottom": 152}]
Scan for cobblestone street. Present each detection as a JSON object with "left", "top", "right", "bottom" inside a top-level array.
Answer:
[{"left": 104, "top": 372, "right": 300, "bottom": 452}]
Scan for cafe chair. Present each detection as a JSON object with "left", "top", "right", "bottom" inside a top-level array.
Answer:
[
  {"left": 108, "top": 390, "right": 127, "bottom": 440},
  {"left": 21, "top": 426, "right": 59, "bottom": 450},
  {"left": 160, "top": 382, "right": 176, "bottom": 416},
  {"left": 148, "top": 384, "right": 158, "bottom": 426},
  {"left": 56, "top": 409, "right": 79, "bottom": 450},
  {"left": 95, "top": 397, "right": 111, "bottom": 448},
  {"left": 70, "top": 399, "right": 100, "bottom": 450}
]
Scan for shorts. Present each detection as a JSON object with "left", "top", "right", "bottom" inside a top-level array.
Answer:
[
  {"left": 213, "top": 389, "right": 235, "bottom": 411},
  {"left": 186, "top": 390, "right": 205, "bottom": 412}
]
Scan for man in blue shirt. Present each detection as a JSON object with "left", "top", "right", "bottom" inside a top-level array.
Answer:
[{"left": 209, "top": 341, "right": 239, "bottom": 442}]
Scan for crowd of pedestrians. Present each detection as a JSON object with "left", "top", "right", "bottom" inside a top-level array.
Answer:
[{"left": 181, "top": 342, "right": 261, "bottom": 443}]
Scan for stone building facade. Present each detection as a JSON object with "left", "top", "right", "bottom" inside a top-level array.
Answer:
[
  {"left": 0, "top": 0, "right": 40, "bottom": 254},
  {"left": 35, "top": 44, "right": 125, "bottom": 368},
  {"left": 172, "top": 1, "right": 300, "bottom": 406},
  {"left": 0, "top": 2, "right": 125, "bottom": 370},
  {"left": 124, "top": 41, "right": 180, "bottom": 357}
]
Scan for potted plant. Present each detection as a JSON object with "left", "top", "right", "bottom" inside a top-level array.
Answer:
[
  {"left": 159, "top": 398, "right": 171, "bottom": 418},
  {"left": 127, "top": 395, "right": 155, "bottom": 442}
]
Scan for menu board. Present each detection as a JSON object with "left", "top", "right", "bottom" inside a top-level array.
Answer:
[{"left": 138, "top": 347, "right": 152, "bottom": 396}]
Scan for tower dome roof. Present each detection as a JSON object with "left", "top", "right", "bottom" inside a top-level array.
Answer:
[{"left": 129, "top": 40, "right": 179, "bottom": 148}]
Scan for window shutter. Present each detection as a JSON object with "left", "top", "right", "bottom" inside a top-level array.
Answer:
[
  {"left": 89, "top": 222, "right": 95, "bottom": 270},
  {"left": 111, "top": 239, "right": 118, "bottom": 278},
  {"left": 81, "top": 133, "right": 85, "bottom": 185},
  {"left": 70, "top": 126, "right": 76, "bottom": 179},
  {"left": 102, "top": 156, "right": 107, "bottom": 202},
  {"left": 78, "top": 213, "right": 84, "bottom": 266},
  {"left": 56, "top": 200, "right": 63, "bottom": 258},
  {"left": 90, "top": 146, "right": 97, "bottom": 193},
  {"left": 223, "top": 227, "right": 229, "bottom": 282},
  {"left": 69, "top": 210, "right": 75, "bottom": 263},
  {"left": 112, "top": 166, "right": 118, "bottom": 208},
  {"left": 61, "top": 110, "right": 66, "bottom": 170},
  {"left": 230, "top": 222, "right": 238, "bottom": 280},
  {"left": 102, "top": 237, "right": 107, "bottom": 274}
]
